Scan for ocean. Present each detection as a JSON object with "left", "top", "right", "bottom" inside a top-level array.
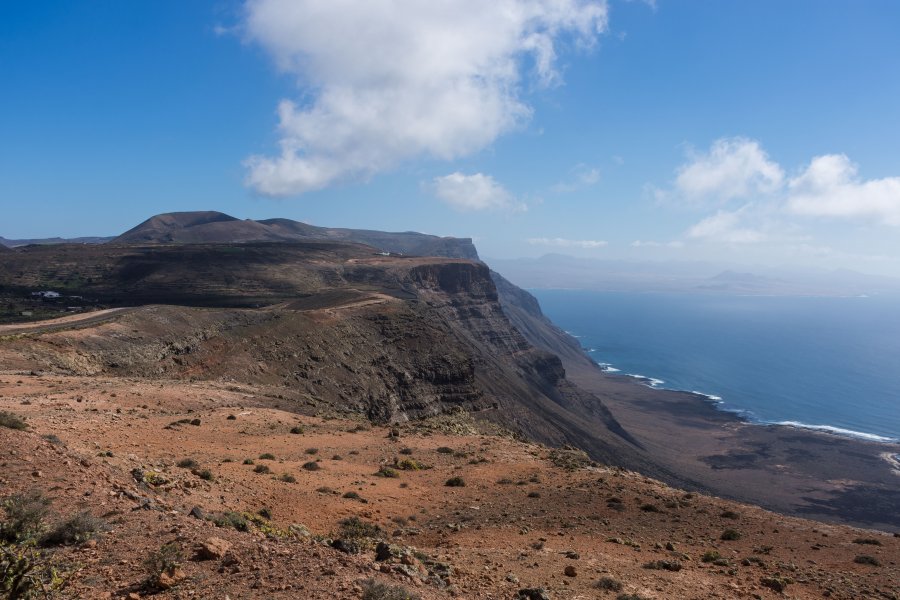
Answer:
[{"left": 531, "top": 290, "right": 900, "bottom": 442}]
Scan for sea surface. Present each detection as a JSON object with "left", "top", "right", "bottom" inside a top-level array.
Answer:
[{"left": 531, "top": 290, "right": 900, "bottom": 442}]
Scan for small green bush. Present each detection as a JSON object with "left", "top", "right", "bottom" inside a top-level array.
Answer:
[
  {"left": 375, "top": 467, "right": 398, "bottom": 478},
  {"left": 40, "top": 512, "right": 105, "bottom": 546},
  {"left": 144, "top": 542, "right": 182, "bottom": 587},
  {"left": 243, "top": 458, "right": 254, "bottom": 465},
  {"left": 721, "top": 529, "right": 741, "bottom": 541},
  {"left": 304, "top": 448, "right": 318, "bottom": 455},
  {"left": 643, "top": 560, "right": 682, "bottom": 571},
  {"left": 279, "top": 473, "right": 297, "bottom": 483},
  {"left": 853, "top": 537, "right": 882, "bottom": 545},
  {"left": 444, "top": 476, "right": 465, "bottom": 487},
  {"left": 701, "top": 550, "right": 721, "bottom": 563},
  {"left": 194, "top": 469, "right": 214, "bottom": 481},
  {"left": 253, "top": 464, "right": 271, "bottom": 474},
  {"left": 210, "top": 512, "right": 248, "bottom": 531},
  {"left": 436, "top": 446, "right": 454, "bottom": 454},
  {"left": 302, "top": 461, "right": 321, "bottom": 471},
  {"left": 1, "top": 491, "right": 51, "bottom": 543},
  {"left": 594, "top": 576, "right": 622, "bottom": 591},
  {"left": 360, "top": 578, "right": 421, "bottom": 600},
  {"left": 176, "top": 458, "right": 199, "bottom": 469},
  {"left": 258, "top": 453, "right": 276, "bottom": 460},
  {"left": 854, "top": 555, "right": 881, "bottom": 566},
  {"left": 289, "top": 425, "right": 304, "bottom": 434},
  {"left": 0, "top": 411, "right": 27, "bottom": 431}
]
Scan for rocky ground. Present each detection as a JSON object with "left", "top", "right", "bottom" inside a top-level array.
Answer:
[{"left": 1, "top": 373, "right": 897, "bottom": 600}]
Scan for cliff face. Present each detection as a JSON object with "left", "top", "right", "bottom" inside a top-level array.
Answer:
[{"left": 0, "top": 243, "right": 655, "bottom": 471}]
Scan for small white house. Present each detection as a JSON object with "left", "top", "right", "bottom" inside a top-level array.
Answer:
[{"left": 31, "top": 291, "right": 61, "bottom": 299}]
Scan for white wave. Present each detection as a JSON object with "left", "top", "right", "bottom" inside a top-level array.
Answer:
[
  {"left": 774, "top": 421, "right": 897, "bottom": 443},
  {"left": 604, "top": 366, "right": 621, "bottom": 373},
  {"left": 690, "top": 390, "right": 723, "bottom": 402},
  {"left": 628, "top": 374, "right": 665, "bottom": 387}
]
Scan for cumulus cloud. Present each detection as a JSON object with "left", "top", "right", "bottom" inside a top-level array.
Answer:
[
  {"left": 431, "top": 172, "right": 522, "bottom": 212},
  {"left": 675, "top": 137, "right": 784, "bottom": 203},
  {"left": 527, "top": 237, "right": 607, "bottom": 248},
  {"left": 787, "top": 154, "right": 900, "bottom": 225},
  {"left": 687, "top": 209, "right": 767, "bottom": 244},
  {"left": 242, "top": 0, "right": 609, "bottom": 196}
]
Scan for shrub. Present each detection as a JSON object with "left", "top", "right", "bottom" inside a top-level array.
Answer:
[
  {"left": 527, "top": 491, "right": 541, "bottom": 498},
  {"left": 853, "top": 537, "right": 882, "bottom": 545},
  {"left": 721, "top": 529, "right": 741, "bottom": 541},
  {"left": 360, "top": 578, "right": 421, "bottom": 600},
  {"left": 278, "top": 473, "right": 297, "bottom": 483},
  {"left": 0, "top": 541, "right": 64, "bottom": 598},
  {"left": 0, "top": 411, "right": 27, "bottom": 431},
  {"left": 258, "top": 507, "right": 273, "bottom": 520},
  {"left": 640, "top": 503, "right": 660, "bottom": 513},
  {"left": 304, "top": 448, "right": 318, "bottom": 455},
  {"left": 144, "top": 542, "right": 182, "bottom": 588},
  {"left": 189, "top": 418, "right": 201, "bottom": 426},
  {"left": 243, "top": 458, "right": 254, "bottom": 465},
  {"left": 210, "top": 512, "right": 249, "bottom": 531},
  {"left": 436, "top": 446, "right": 454, "bottom": 454},
  {"left": 289, "top": 425, "right": 304, "bottom": 434},
  {"left": 41, "top": 512, "right": 105, "bottom": 546},
  {"left": 375, "top": 467, "right": 398, "bottom": 478},
  {"left": 701, "top": 550, "right": 721, "bottom": 563},
  {"left": 594, "top": 576, "right": 623, "bottom": 591},
  {"left": 331, "top": 517, "right": 382, "bottom": 554},
  {"left": 258, "top": 453, "right": 276, "bottom": 460},
  {"left": 643, "top": 560, "right": 682, "bottom": 572},
  {"left": 302, "top": 461, "right": 321, "bottom": 471},
  {"left": 342, "top": 491, "right": 362, "bottom": 500},
  {"left": 854, "top": 555, "right": 881, "bottom": 566},
  {"left": 1, "top": 491, "right": 51, "bottom": 543},
  {"left": 399, "top": 447, "right": 413, "bottom": 455},
  {"left": 331, "top": 455, "right": 343, "bottom": 461},
  {"left": 253, "top": 464, "right": 271, "bottom": 474},
  {"left": 194, "top": 469, "right": 214, "bottom": 481},
  {"left": 226, "top": 414, "right": 237, "bottom": 420},
  {"left": 720, "top": 510, "right": 740, "bottom": 519},
  {"left": 176, "top": 458, "right": 198, "bottom": 469},
  {"left": 445, "top": 477, "right": 465, "bottom": 487}
]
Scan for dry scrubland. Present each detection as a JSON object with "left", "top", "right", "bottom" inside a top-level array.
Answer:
[{"left": 1, "top": 374, "right": 897, "bottom": 600}]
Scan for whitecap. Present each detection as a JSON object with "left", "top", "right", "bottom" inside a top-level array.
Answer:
[{"left": 774, "top": 421, "right": 896, "bottom": 443}]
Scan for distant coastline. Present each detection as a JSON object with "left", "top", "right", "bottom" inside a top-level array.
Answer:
[{"left": 588, "top": 349, "right": 898, "bottom": 444}]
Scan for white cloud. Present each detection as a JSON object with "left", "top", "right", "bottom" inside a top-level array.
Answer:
[
  {"left": 551, "top": 163, "right": 600, "bottom": 193},
  {"left": 527, "top": 237, "right": 608, "bottom": 248},
  {"left": 242, "top": 0, "right": 609, "bottom": 196},
  {"left": 431, "top": 172, "right": 521, "bottom": 212},
  {"left": 675, "top": 137, "right": 784, "bottom": 203},
  {"left": 687, "top": 209, "right": 767, "bottom": 244},
  {"left": 787, "top": 154, "right": 900, "bottom": 225},
  {"left": 631, "top": 240, "right": 684, "bottom": 248}
]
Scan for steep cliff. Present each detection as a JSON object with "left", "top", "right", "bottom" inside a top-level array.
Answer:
[{"left": 0, "top": 242, "right": 658, "bottom": 471}]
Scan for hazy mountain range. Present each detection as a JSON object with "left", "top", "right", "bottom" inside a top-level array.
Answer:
[{"left": 487, "top": 254, "right": 900, "bottom": 297}]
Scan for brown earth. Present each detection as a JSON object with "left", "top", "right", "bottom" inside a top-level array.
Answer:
[{"left": 1, "top": 373, "right": 898, "bottom": 600}]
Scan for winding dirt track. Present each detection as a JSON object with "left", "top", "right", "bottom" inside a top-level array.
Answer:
[{"left": 0, "top": 307, "right": 133, "bottom": 335}]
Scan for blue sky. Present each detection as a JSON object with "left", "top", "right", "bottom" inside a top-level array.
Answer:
[{"left": 2, "top": 1, "right": 900, "bottom": 275}]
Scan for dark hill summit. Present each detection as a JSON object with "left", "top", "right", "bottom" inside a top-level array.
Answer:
[{"left": 115, "top": 211, "right": 479, "bottom": 259}]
